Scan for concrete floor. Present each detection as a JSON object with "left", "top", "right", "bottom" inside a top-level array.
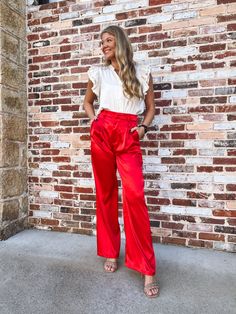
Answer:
[{"left": 0, "top": 229, "right": 235, "bottom": 314}]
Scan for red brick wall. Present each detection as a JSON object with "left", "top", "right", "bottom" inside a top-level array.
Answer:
[{"left": 27, "top": 0, "right": 236, "bottom": 252}]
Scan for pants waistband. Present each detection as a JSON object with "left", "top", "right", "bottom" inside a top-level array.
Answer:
[{"left": 99, "top": 109, "right": 138, "bottom": 122}]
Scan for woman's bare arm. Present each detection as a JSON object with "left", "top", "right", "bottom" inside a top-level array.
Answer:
[
  {"left": 132, "top": 74, "right": 155, "bottom": 138},
  {"left": 83, "top": 80, "right": 97, "bottom": 121},
  {"left": 142, "top": 74, "right": 155, "bottom": 127}
]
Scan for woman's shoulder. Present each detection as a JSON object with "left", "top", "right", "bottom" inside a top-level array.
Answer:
[{"left": 88, "top": 64, "right": 111, "bottom": 78}]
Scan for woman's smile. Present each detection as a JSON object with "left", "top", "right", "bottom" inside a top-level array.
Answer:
[{"left": 101, "top": 32, "right": 116, "bottom": 60}]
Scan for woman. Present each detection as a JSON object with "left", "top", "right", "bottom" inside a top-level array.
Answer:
[{"left": 83, "top": 25, "right": 159, "bottom": 298}]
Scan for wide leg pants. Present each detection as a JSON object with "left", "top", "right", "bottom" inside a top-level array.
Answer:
[{"left": 90, "top": 109, "right": 156, "bottom": 276}]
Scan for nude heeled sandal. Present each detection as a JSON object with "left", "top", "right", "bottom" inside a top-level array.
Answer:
[{"left": 103, "top": 259, "right": 118, "bottom": 273}]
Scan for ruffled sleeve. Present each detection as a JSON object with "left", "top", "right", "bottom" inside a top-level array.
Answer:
[
  {"left": 87, "top": 65, "right": 100, "bottom": 98},
  {"left": 136, "top": 63, "right": 151, "bottom": 96}
]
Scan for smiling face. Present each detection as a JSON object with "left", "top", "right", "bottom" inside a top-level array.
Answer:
[{"left": 101, "top": 32, "right": 116, "bottom": 61}]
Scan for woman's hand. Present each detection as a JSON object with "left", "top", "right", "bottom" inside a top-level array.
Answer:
[
  {"left": 90, "top": 115, "right": 97, "bottom": 125},
  {"left": 130, "top": 126, "right": 145, "bottom": 139}
]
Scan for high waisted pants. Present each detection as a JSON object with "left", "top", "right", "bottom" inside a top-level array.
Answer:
[{"left": 90, "top": 109, "right": 156, "bottom": 276}]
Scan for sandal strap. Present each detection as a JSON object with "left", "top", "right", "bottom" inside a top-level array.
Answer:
[
  {"left": 144, "top": 282, "right": 159, "bottom": 291},
  {"left": 104, "top": 261, "right": 117, "bottom": 266}
]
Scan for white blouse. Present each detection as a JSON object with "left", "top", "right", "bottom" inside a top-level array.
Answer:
[{"left": 87, "top": 63, "right": 150, "bottom": 115}]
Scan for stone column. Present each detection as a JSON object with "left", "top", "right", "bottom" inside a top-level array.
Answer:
[{"left": 0, "top": 0, "right": 28, "bottom": 240}]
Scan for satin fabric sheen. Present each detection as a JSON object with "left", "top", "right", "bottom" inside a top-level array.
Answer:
[{"left": 90, "top": 110, "right": 156, "bottom": 276}]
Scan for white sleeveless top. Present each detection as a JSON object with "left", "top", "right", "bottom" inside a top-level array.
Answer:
[{"left": 87, "top": 63, "right": 150, "bottom": 115}]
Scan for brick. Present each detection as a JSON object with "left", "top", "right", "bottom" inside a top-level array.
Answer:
[
  {"left": 172, "top": 64, "right": 196, "bottom": 72},
  {"left": 173, "top": 231, "right": 197, "bottom": 238},
  {"left": 162, "top": 237, "right": 186, "bottom": 245},
  {"left": 139, "top": 7, "right": 162, "bottom": 16},
  {"left": 201, "top": 5, "right": 226, "bottom": 16},
  {"left": 217, "top": 0, "right": 236, "bottom": 3},
  {"left": 125, "top": 19, "right": 146, "bottom": 27},
  {"left": 149, "top": 0, "right": 171, "bottom": 5},
  {"left": 217, "top": 13, "right": 236, "bottom": 22},
  {"left": 173, "top": 215, "right": 196, "bottom": 223},
  {"left": 228, "top": 219, "right": 236, "bottom": 226},
  {"left": 139, "top": 25, "right": 162, "bottom": 34},
  {"left": 197, "top": 166, "right": 223, "bottom": 172},
  {"left": 228, "top": 235, "right": 236, "bottom": 243},
  {"left": 201, "top": 62, "right": 225, "bottom": 69},
  {"left": 116, "top": 10, "right": 138, "bottom": 20},
  {"left": 173, "top": 149, "right": 197, "bottom": 155},
  {"left": 171, "top": 183, "right": 196, "bottom": 190},
  {"left": 171, "top": 133, "right": 196, "bottom": 140},
  {"left": 227, "top": 184, "right": 236, "bottom": 191},
  {"left": 200, "top": 43, "right": 226, "bottom": 52},
  {"left": 214, "top": 226, "right": 236, "bottom": 234},
  {"left": 227, "top": 23, "right": 236, "bottom": 31},
  {"left": 199, "top": 233, "right": 225, "bottom": 241}
]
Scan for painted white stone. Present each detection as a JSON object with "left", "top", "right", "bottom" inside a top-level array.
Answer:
[
  {"left": 39, "top": 135, "right": 59, "bottom": 141},
  {"left": 188, "top": 71, "right": 215, "bottom": 80},
  {"left": 199, "top": 149, "right": 225, "bottom": 156},
  {"left": 163, "top": 3, "right": 189, "bottom": 12},
  {"left": 174, "top": 11, "right": 197, "bottom": 20},
  {"left": 39, "top": 163, "right": 58, "bottom": 171},
  {"left": 77, "top": 179, "right": 95, "bottom": 187},
  {"left": 143, "top": 156, "right": 161, "bottom": 164},
  {"left": 52, "top": 142, "right": 70, "bottom": 148},
  {"left": 164, "top": 73, "right": 188, "bottom": 82},
  {"left": 161, "top": 205, "right": 212, "bottom": 216},
  {"left": 31, "top": 169, "right": 52, "bottom": 177},
  {"left": 216, "top": 69, "right": 236, "bottom": 79},
  {"left": 162, "top": 89, "right": 187, "bottom": 99},
  {"left": 33, "top": 210, "right": 52, "bottom": 218},
  {"left": 229, "top": 96, "right": 236, "bottom": 103},
  {"left": 103, "top": 4, "right": 124, "bottom": 13},
  {"left": 214, "top": 174, "right": 236, "bottom": 184},
  {"left": 133, "top": 51, "right": 148, "bottom": 61},
  {"left": 61, "top": 12, "right": 80, "bottom": 20},
  {"left": 145, "top": 165, "right": 167, "bottom": 172},
  {"left": 147, "top": 14, "right": 172, "bottom": 24},
  {"left": 158, "top": 148, "right": 172, "bottom": 156},
  {"left": 124, "top": 0, "right": 148, "bottom": 9},
  {"left": 189, "top": 0, "right": 215, "bottom": 8},
  {"left": 213, "top": 242, "right": 236, "bottom": 252},
  {"left": 172, "top": 46, "right": 198, "bottom": 57},
  {"left": 185, "top": 140, "right": 212, "bottom": 149},
  {"left": 160, "top": 190, "right": 186, "bottom": 198},
  {"left": 39, "top": 191, "right": 59, "bottom": 198},
  {"left": 94, "top": 14, "right": 116, "bottom": 23},
  {"left": 153, "top": 115, "right": 171, "bottom": 125},
  {"left": 214, "top": 122, "right": 236, "bottom": 130},
  {"left": 185, "top": 157, "right": 212, "bottom": 165}
]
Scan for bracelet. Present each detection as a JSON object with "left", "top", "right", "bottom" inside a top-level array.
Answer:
[{"left": 138, "top": 124, "right": 148, "bottom": 134}]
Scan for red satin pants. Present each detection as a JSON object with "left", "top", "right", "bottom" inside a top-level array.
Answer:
[{"left": 90, "top": 109, "right": 156, "bottom": 276}]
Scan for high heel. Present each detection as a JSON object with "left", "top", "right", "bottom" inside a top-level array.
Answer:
[
  {"left": 142, "top": 274, "right": 159, "bottom": 298},
  {"left": 103, "top": 259, "right": 118, "bottom": 273}
]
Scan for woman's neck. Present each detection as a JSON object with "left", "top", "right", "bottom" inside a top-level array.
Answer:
[{"left": 110, "top": 59, "right": 119, "bottom": 72}]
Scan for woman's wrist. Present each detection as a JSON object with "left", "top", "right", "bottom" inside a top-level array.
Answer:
[
  {"left": 138, "top": 124, "right": 148, "bottom": 134},
  {"left": 90, "top": 115, "right": 97, "bottom": 121}
]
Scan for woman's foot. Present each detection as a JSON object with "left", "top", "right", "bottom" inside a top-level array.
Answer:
[
  {"left": 104, "top": 258, "right": 118, "bottom": 273},
  {"left": 144, "top": 275, "right": 159, "bottom": 298}
]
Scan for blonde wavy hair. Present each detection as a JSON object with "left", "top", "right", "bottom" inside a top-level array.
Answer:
[{"left": 101, "top": 25, "right": 144, "bottom": 99}]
